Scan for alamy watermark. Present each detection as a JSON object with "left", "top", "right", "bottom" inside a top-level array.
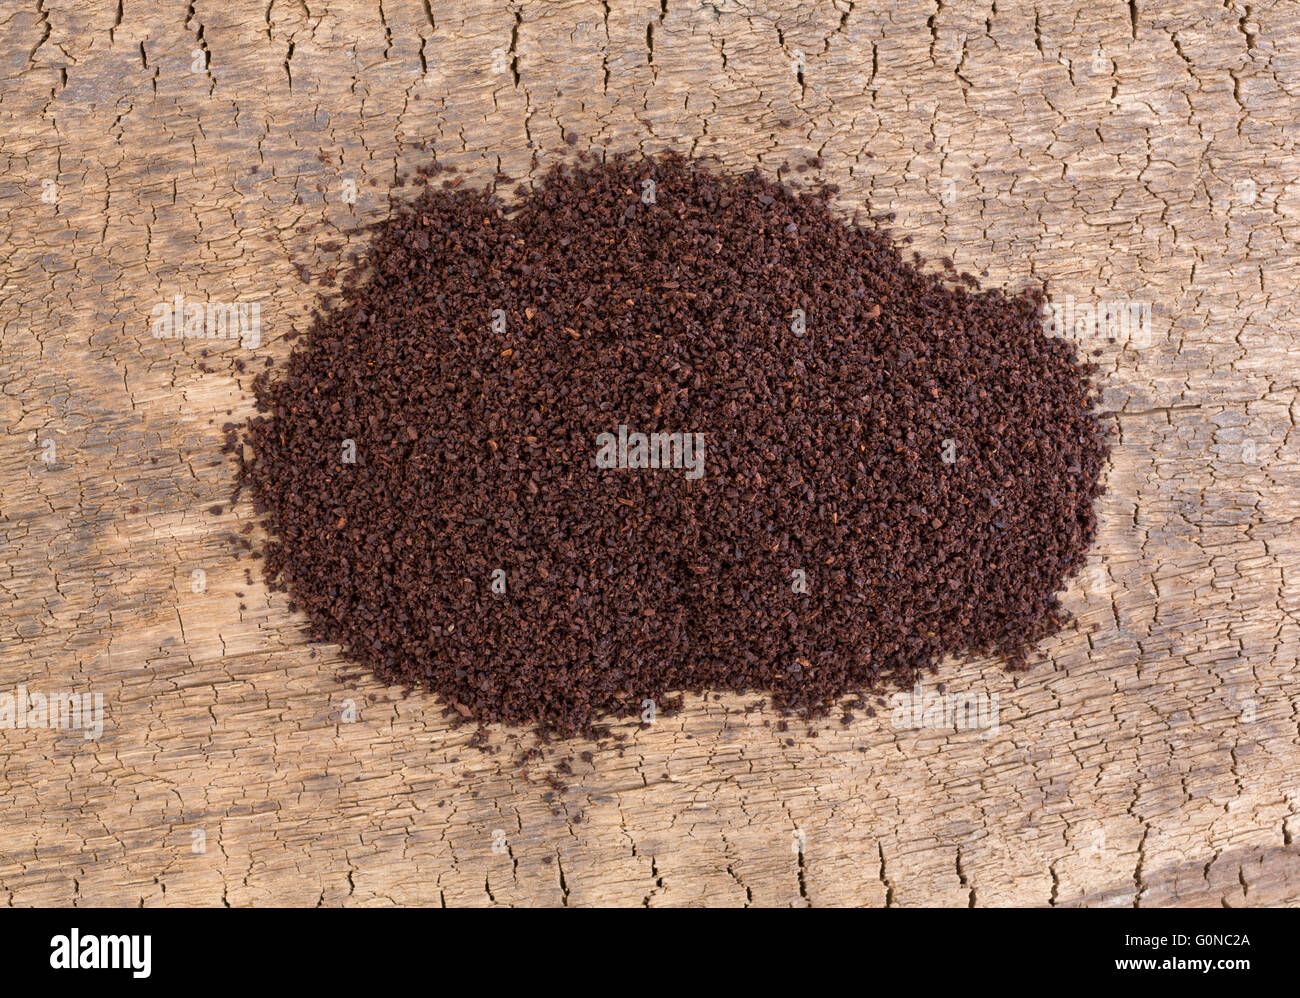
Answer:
[
  {"left": 1042, "top": 295, "right": 1152, "bottom": 348},
  {"left": 890, "top": 682, "right": 999, "bottom": 739},
  {"left": 0, "top": 685, "right": 104, "bottom": 740},
  {"left": 50, "top": 930, "right": 150, "bottom": 978},
  {"left": 594, "top": 424, "right": 705, "bottom": 480},
  {"left": 149, "top": 294, "right": 262, "bottom": 347}
]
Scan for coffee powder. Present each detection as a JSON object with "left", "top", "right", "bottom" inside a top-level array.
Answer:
[{"left": 238, "top": 152, "right": 1109, "bottom": 736}]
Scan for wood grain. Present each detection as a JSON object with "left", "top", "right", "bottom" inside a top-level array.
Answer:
[{"left": 2, "top": 0, "right": 1299, "bottom": 907}]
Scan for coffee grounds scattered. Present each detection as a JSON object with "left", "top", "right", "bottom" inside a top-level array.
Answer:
[{"left": 238, "top": 152, "right": 1109, "bottom": 736}]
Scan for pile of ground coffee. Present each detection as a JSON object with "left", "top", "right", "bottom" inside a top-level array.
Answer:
[{"left": 238, "top": 152, "right": 1109, "bottom": 735}]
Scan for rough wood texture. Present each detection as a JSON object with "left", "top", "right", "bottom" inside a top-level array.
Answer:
[{"left": 3, "top": 0, "right": 1299, "bottom": 908}]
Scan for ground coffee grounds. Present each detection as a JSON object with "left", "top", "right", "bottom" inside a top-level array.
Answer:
[{"left": 238, "top": 152, "right": 1109, "bottom": 736}]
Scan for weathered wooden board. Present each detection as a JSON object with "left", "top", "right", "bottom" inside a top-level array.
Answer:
[{"left": 2, "top": 0, "right": 1299, "bottom": 907}]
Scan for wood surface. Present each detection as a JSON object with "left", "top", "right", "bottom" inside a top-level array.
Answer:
[{"left": 3, "top": 0, "right": 1299, "bottom": 907}]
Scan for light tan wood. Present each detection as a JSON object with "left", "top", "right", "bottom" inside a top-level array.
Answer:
[{"left": 2, "top": 0, "right": 1299, "bottom": 907}]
